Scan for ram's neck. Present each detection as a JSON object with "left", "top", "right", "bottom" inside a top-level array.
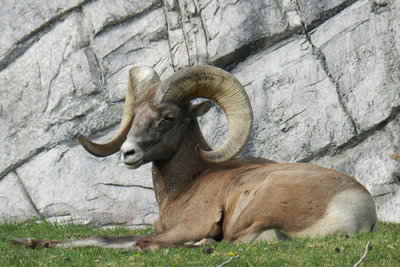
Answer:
[{"left": 151, "top": 119, "right": 210, "bottom": 211}]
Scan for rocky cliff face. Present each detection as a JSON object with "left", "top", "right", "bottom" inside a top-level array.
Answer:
[{"left": 1, "top": 0, "right": 399, "bottom": 226}]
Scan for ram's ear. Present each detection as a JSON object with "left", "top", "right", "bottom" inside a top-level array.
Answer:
[{"left": 186, "top": 100, "right": 212, "bottom": 120}]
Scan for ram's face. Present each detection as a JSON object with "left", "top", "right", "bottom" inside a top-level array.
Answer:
[
  {"left": 120, "top": 99, "right": 184, "bottom": 169},
  {"left": 120, "top": 92, "right": 213, "bottom": 169}
]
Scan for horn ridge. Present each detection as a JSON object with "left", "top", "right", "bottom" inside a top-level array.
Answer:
[{"left": 155, "top": 65, "right": 253, "bottom": 164}]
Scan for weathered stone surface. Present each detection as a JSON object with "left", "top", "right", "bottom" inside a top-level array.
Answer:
[
  {"left": 162, "top": 0, "right": 303, "bottom": 70},
  {"left": 200, "top": 0, "right": 301, "bottom": 68},
  {"left": 82, "top": 0, "right": 162, "bottom": 36},
  {"left": 0, "top": 12, "right": 113, "bottom": 180},
  {"left": 296, "top": 0, "right": 354, "bottom": 27},
  {"left": 310, "top": 0, "right": 400, "bottom": 133},
  {"left": 0, "top": 0, "right": 399, "bottom": 226},
  {"left": 0, "top": 0, "right": 88, "bottom": 70},
  {"left": 0, "top": 172, "right": 39, "bottom": 222}
]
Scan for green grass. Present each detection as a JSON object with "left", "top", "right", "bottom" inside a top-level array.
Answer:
[{"left": 0, "top": 220, "right": 399, "bottom": 267}]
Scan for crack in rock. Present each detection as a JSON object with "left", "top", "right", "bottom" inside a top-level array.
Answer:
[
  {"left": 0, "top": 0, "right": 95, "bottom": 72},
  {"left": 176, "top": 0, "right": 193, "bottom": 66},
  {"left": 296, "top": 0, "right": 359, "bottom": 31},
  {"left": 0, "top": 138, "right": 78, "bottom": 182},
  {"left": 209, "top": 0, "right": 361, "bottom": 71},
  {"left": 95, "top": 182, "right": 154, "bottom": 191},
  {"left": 83, "top": 46, "right": 105, "bottom": 88},
  {"left": 13, "top": 171, "right": 43, "bottom": 220},
  {"left": 373, "top": 191, "right": 394, "bottom": 198},
  {"left": 43, "top": 36, "right": 72, "bottom": 113},
  {"left": 300, "top": 105, "right": 400, "bottom": 162},
  {"left": 93, "top": 0, "right": 163, "bottom": 37},
  {"left": 212, "top": 28, "right": 300, "bottom": 71},
  {"left": 294, "top": 1, "right": 359, "bottom": 136},
  {"left": 162, "top": 1, "right": 177, "bottom": 71},
  {"left": 336, "top": 106, "right": 400, "bottom": 152}
]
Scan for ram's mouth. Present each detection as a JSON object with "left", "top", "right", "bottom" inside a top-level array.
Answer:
[
  {"left": 120, "top": 146, "right": 144, "bottom": 169},
  {"left": 123, "top": 158, "right": 143, "bottom": 169},
  {"left": 121, "top": 152, "right": 144, "bottom": 169}
]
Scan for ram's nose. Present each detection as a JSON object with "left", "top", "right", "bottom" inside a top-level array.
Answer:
[
  {"left": 120, "top": 141, "right": 143, "bottom": 169},
  {"left": 121, "top": 142, "right": 135, "bottom": 161}
]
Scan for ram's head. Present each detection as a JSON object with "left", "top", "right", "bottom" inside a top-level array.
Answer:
[{"left": 77, "top": 66, "right": 253, "bottom": 168}]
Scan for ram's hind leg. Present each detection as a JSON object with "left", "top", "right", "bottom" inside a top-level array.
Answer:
[
  {"left": 226, "top": 222, "right": 290, "bottom": 244},
  {"left": 10, "top": 235, "right": 143, "bottom": 249},
  {"left": 252, "top": 229, "right": 290, "bottom": 242}
]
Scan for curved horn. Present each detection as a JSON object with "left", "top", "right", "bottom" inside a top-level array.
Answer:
[
  {"left": 154, "top": 65, "right": 253, "bottom": 164},
  {"left": 78, "top": 66, "right": 160, "bottom": 157}
]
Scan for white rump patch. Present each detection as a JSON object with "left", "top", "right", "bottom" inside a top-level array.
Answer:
[{"left": 295, "top": 189, "right": 378, "bottom": 238}]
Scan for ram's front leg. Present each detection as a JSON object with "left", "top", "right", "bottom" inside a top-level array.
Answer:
[
  {"left": 10, "top": 238, "right": 62, "bottom": 249},
  {"left": 133, "top": 223, "right": 221, "bottom": 251},
  {"left": 10, "top": 235, "right": 145, "bottom": 249}
]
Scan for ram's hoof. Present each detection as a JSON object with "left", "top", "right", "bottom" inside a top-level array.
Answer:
[{"left": 185, "top": 238, "right": 216, "bottom": 247}]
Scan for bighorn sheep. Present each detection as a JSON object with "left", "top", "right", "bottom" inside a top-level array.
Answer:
[{"left": 11, "top": 66, "right": 378, "bottom": 250}]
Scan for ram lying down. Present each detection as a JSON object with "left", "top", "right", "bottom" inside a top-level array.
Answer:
[{"left": 11, "top": 66, "right": 378, "bottom": 251}]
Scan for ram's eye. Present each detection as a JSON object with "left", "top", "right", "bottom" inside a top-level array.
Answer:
[
  {"left": 165, "top": 116, "right": 175, "bottom": 122},
  {"left": 156, "top": 116, "right": 176, "bottom": 130}
]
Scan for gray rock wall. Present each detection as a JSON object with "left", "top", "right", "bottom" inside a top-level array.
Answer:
[{"left": 1, "top": 0, "right": 399, "bottom": 226}]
